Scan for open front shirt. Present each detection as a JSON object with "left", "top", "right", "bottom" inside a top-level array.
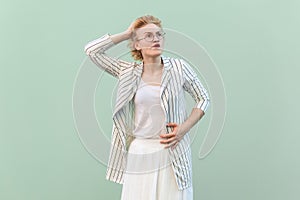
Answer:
[{"left": 84, "top": 34, "right": 210, "bottom": 190}]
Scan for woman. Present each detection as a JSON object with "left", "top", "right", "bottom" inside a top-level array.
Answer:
[{"left": 84, "top": 15, "right": 209, "bottom": 200}]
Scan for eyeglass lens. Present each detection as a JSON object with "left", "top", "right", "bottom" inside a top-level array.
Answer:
[{"left": 143, "top": 31, "right": 165, "bottom": 42}]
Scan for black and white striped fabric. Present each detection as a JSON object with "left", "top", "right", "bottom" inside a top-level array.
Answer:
[{"left": 84, "top": 34, "right": 210, "bottom": 190}]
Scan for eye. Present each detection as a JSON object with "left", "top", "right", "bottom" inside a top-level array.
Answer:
[
  {"left": 157, "top": 32, "right": 163, "bottom": 37},
  {"left": 145, "top": 33, "right": 153, "bottom": 39},
  {"left": 157, "top": 31, "right": 165, "bottom": 39}
]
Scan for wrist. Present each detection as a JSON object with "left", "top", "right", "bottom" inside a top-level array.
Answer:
[
  {"left": 180, "top": 121, "right": 191, "bottom": 136},
  {"left": 123, "top": 30, "right": 132, "bottom": 40}
]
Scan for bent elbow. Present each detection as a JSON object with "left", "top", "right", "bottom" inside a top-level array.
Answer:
[
  {"left": 84, "top": 43, "right": 92, "bottom": 56},
  {"left": 196, "top": 97, "right": 210, "bottom": 113}
]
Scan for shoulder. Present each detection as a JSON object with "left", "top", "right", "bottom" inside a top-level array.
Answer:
[
  {"left": 161, "top": 55, "right": 186, "bottom": 70},
  {"left": 162, "top": 55, "right": 197, "bottom": 78},
  {"left": 161, "top": 55, "right": 182, "bottom": 63}
]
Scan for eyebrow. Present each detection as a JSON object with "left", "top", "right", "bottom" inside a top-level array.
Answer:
[{"left": 143, "top": 31, "right": 162, "bottom": 34}]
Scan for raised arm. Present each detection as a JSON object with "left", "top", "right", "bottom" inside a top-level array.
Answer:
[{"left": 84, "top": 25, "right": 134, "bottom": 78}]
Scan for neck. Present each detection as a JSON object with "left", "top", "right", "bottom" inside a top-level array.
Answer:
[{"left": 142, "top": 56, "right": 163, "bottom": 74}]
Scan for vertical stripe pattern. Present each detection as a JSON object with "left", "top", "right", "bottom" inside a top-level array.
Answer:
[{"left": 84, "top": 34, "right": 210, "bottom": 190}]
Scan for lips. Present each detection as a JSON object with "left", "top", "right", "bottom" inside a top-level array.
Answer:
[{"left": 152, "top": 44, "right": 160, "bottom": 48}]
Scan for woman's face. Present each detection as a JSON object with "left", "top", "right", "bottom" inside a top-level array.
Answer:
[{"left": 134, "top": 23, "right": 165, "bottom": 60}]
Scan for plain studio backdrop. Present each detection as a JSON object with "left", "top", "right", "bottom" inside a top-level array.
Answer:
[{"left": 1, "top": 0, "right": 299, "bottom": 200}]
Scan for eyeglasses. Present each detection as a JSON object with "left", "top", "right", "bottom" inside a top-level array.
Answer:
[{"left": 136, "top": 31, "right": 166, "bottom": 42}]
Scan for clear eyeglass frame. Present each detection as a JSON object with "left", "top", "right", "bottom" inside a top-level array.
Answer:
[{"left": 136, "top": 31, "right": 166, "bottom": 42}]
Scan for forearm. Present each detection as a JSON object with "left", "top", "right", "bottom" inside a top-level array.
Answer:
[
  {"left": 84, "top": 31, "right": 132, "bottom": 78},
  {"left": 84, "top": 30, "right": 131, "bottom": 55},
  {"left": 84, "top": 22, "right": 134, "bottom": 78},
  {"left": 180, "top": 108, "right": 205, "bottom": 135},
  {"left": 110, "top": 30, "right": 132, "bottom": 44}
]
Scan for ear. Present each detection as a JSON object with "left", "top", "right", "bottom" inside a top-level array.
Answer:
[{"left": 134, "top": 41, "right": 141, "bottom": 51}]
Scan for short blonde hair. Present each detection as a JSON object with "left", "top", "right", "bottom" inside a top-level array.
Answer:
[{"left": 128, "top": 15, "right": 162, "bottom": 61}]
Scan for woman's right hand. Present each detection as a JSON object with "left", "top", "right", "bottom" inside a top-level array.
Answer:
[
  {"left": 125, "top": 21, "right": 135, "bottom": 39},
  {"left": 110, "top": 20, "right": 135, "bottom": 44}
]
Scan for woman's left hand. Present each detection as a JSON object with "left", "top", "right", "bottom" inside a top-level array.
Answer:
[{"left": 159, "top": 122, "right": 186, "bottom": 150}]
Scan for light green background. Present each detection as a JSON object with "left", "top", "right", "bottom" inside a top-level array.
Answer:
[{"left": 1, "top": 0, "right": 299, "bottom": 199}]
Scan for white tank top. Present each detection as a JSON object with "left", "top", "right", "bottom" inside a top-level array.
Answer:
[{"left": 133, "top": 79, "right": 166, "bottom": 139}]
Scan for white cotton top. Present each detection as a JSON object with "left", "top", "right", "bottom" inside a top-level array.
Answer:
[{"left": 133, "top": 79, "right": 166, "bottom": 139}]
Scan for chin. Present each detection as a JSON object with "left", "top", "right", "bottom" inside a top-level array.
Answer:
[{"left": 148, "top": 50, "right": 163, "bottom": 57}]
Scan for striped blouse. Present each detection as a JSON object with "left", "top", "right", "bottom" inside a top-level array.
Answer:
[{"left": 84, "top": 33, "right": 210, "bottom": 190}]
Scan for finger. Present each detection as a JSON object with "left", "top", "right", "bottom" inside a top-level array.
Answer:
[
  {"left": 166, "top": 122, "right": 178, "bottom": 127},
  {"left": 159, "top": 133, "right": 176, "bottom": 138},
  {"left": 165, "top": 140, "right": 178, "bottom": 149},
  {"left": 160, "top": 136, "right": 176, "bottom": 144}
]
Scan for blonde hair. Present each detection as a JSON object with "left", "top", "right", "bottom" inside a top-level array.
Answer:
[{"left": 128, "top": 15, "right": 162, "bottom": 61}]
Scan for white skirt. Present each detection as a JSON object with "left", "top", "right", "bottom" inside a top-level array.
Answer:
[{"left": 121, "top": 138, "right": 193, "bottom": 200}]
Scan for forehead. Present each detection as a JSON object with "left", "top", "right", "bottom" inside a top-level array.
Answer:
[{"left": 135, "top": 23, "right": 162, "bottom": 35}]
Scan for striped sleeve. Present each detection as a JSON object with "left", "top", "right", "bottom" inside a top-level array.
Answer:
[
  {"left": 181, "top": 59, "right": 210, "bottom": 112},
  {"left": 84, "top": 33, "right": 131, "bottom": 78}
]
